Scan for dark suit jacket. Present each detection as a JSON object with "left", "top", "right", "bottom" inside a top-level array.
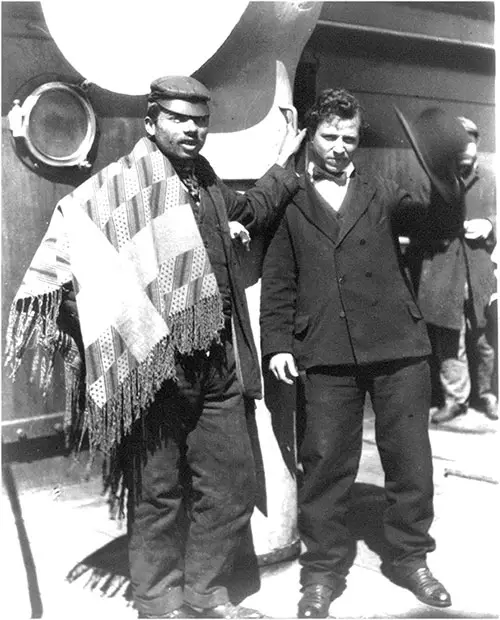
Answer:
[{"left": 260, "top": 169, "right": 431, "bottom": 368}]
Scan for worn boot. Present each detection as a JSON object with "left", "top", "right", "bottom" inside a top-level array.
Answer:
[
  {"left": 297, "top": 584, "right": 334, "bottom": 618},
  {"left": 390, "top": 565, "right": 451, "bottom": 608},
  {"left": 480, "top": 393, "right": 498, "bottom": 420},
  {"left": 431, "top": 402, "right": 467, "bottom": 424}
]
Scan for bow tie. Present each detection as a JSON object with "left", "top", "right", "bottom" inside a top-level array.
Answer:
[{"left": 311, "top": 166, "right": 347, "bottom": 186}]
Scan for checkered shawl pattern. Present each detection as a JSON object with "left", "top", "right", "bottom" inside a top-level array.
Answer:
[{"left": 5, "top": 137, "right": 225, "bottom": 454}]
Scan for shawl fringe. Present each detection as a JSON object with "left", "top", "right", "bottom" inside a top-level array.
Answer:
[
  {"left": 83, "top": 292, "right": 224, "bottom": 456},
  {"left": 5, "top": 289, "right": 65, "bottom": 391},
  {"left": 5, "top": 288, "right": 223, "bottom": 458}
]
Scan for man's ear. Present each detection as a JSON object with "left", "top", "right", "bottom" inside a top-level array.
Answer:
[{"left": 144, "top": 116, "right": 156, "bottom": 138}]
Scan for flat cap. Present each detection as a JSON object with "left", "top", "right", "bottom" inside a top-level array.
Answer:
[{"left": 149, "top": 75, "right": 210, "bottom": 117}]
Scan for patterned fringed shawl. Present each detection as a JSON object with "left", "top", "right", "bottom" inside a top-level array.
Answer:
[{"left": 5, "top": 137, "right": 225, "bottom": 459}]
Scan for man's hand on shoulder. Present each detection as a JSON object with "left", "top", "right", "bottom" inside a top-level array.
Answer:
[
  {"left": 464, "top": 218, "right": 493, "bottom": 240},
  {"left": 269, "top": 352, "right": 299, "bottom": 384},
  {"left": 275, "top": 112, "right": 307, "bottom": 169}
]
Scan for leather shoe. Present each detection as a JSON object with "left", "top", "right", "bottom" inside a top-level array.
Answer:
[
  {"left": 298, "top": 584, "right": 333, "bottom": 618},
  {"left": 392, "top": 566, "right": 451, "bottom": 608},
  {"left": 431, "top": 402, "right": 467, "bottom": 424},
  {"left": 481, "top": 393, "right": 498, "bottom": 420},
  {"left": 186, "top": 602, "right": 265, "bottom": 618}
]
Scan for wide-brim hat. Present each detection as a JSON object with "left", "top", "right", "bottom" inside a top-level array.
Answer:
[{"left": 394, "top": 106, "right": 469, "bottom": 204}]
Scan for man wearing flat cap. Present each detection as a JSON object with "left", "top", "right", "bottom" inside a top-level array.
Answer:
[{"left": 5, "top": 75, "right": 305, "bottom": 619}]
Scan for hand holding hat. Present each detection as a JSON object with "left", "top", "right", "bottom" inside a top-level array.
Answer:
[{"left": 395, "top": 106, "right": 469, "bottom": 205}]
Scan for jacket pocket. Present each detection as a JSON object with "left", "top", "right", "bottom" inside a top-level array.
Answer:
[
  {"left": 294, "top": 313, "right": 310, "bottom": 340},
  {"left": 406, "top": 301, "right": 423, "bottom": 322}
]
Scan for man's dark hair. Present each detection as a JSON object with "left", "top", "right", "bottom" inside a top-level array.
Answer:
[{"left": 304, "top": 88, "right": 365, "bottom": 137}]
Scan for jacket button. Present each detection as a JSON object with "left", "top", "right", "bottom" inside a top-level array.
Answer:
[
  {"left": 338, "top": 275, "right": 345, "bottom": 284},
  {"left": 360, "top": 239, "right": 366, "bottom": 245},
  {"left": 339, "top": 310, "right": 346, "bottom": 318}
]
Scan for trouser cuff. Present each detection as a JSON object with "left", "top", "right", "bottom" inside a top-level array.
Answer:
[
  {"left": 134, "top": 585, "right": 184, "bottom": 616},
  {"left": 300, "top": 571, "right": 346, "bottom": 592},
  {"left": 387, "top": 558, "right": 428, "bottom": 577},
  {"left": 184, "top": 585, "right": 229, "bottom": 610}
]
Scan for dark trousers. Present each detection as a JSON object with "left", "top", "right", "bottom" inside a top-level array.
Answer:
[
  {"left": 298, "top": 357, "right": 435, "bottom": 590},
  {"left": 125, "top": 341, "right": 257, "bottom": 616}
]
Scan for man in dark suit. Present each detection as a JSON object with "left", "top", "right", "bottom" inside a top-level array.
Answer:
[{"left": 260, "top": 89, "right": 456, "bottom": 617}]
